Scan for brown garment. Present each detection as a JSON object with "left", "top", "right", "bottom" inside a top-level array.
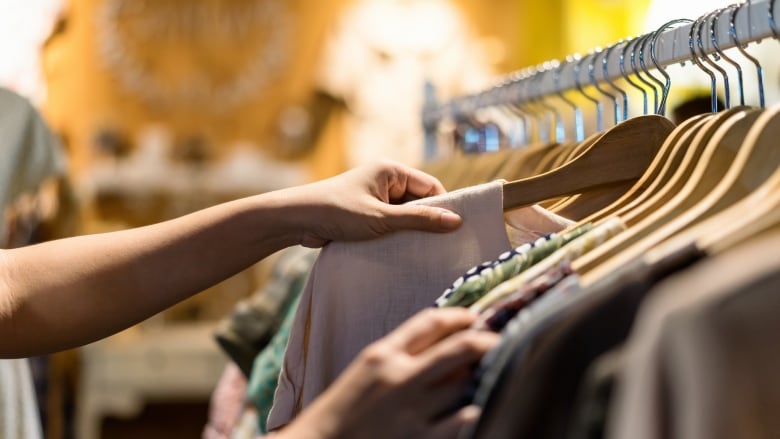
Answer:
[{"left": 608, "top": 231, "right": 780, "bottom": 439}]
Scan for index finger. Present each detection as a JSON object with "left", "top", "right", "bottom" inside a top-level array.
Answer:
[{"left": 383, "top": 308, "right": 476, "bottom": 355}]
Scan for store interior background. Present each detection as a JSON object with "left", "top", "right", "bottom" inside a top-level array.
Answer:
[{"left": 1, "top": 0, "right": 765, "bottom": 437}]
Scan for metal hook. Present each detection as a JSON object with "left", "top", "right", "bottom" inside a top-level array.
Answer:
[
  {"left": 603, "top": 41, "right": 629, "bottom": 122},
  {"left": 508, "top": 71, "right": 536, "bottom": 144},
  {"left": 526, "top": 69, "right": 551, "bottom": 143},
  {"left": 730, "top": 2, "right": 765, "bottom": 108},
  {"left": 506, "top": 74, "right": 531, "bottom": 146},
  {"left": 712, "top": 6, "right": 745, "bottom": 106},
  {"left": 698, "top": 10, "right": 731, "bottom": 108},
  {"left": 572, "top": 53, "right": 603, "bottom": 132},
  {"left": 620, "top": 38, "right": 649, "bottom": 115},
  {"left": 638, "top": 32, "right": 666, "bottom": 114},
  {"left": 589, "top": 47, "right": 620, "bottom": 125},
  {"left": 532, "top": 63, "right": 564, "bottom": 142},
  {"left": 688, "top": 15, "right": 719, "bottom": 112},
  {"left": 629, "top": 34, "right": 657, "bottom": 114},
  {"left": 554, "top": 59, "right": 584, "bottom": 142},
  {"left": 651, "top": 18, "right": 693, "bottom": 116}
]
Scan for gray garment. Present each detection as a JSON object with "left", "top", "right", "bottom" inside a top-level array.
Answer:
[
  {"left": 0, "top": 87, "right": 66, "bottom": 241},
  {"left": 0, "top": 87, "right": 66, "bottom": 439},
  {"left": 608, "top": 231, "right": 780, "bottom": 439}
]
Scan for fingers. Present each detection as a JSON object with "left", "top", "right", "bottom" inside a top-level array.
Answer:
[
  {"left": 401, "top": 166, "right": 448, "bottom": 198},
  {"left": 413, "top": 330, "right": 500, "bottom": 385},
  {"left": 384, "top": 308, "right": 476, "bottom": 355},
  {"left": 381, "top": 161, "right": 447, "bottom": 202},
  {"left": 380, "top": 203, "right": 462, "bottom": 233},
  {"left": 428, "top": 405, "right": 482, "bottom": 439}
]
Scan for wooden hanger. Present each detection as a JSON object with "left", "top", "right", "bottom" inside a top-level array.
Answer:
[
  {"left": 623, "top": 107, "right": 751, "bottom": 224},
  {"left": 543, "top": 133, "right": 605, "bottom": 212},
  {"left": 494, "top": 142, "right": 563, "bottom": 181},
  {"left": 531, "top": 143, "right": 575, "bottom": 176},
  {"left": 578, "top": 107, "right": 762, "bottom": 280},
  {"left": 502, "top": 115, "right": 674, "bottom": 211},
  {"left": 647, "top": 104, "right": 780, "bottom": 258},
  {"left": 567, "top": 113, "right": 711, "bottom": 224}
]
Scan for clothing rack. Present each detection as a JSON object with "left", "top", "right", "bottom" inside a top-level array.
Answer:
[{"left": 423, "top": 0, "right": 778, "bottom": 158}]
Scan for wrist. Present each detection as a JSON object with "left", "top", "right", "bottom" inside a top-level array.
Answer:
[{"left": 250, "top": 185, "right": 319, "bottom": 248}]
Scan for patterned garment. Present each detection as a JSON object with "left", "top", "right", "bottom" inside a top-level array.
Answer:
[
  {"left": 247, "top": 290, "right": 303, "bottom": 434},
  {"left": 471, "top": 217, "right": 626, "bottom": 314},
  {"left": 473, "top": 262, "right": 574, "bottom": 332},
  {"left": 436, "top": 224, "right": 594, "bottom": 308}
]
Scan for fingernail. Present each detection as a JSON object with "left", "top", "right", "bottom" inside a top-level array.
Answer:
[{"left": 440, "top": 211, "right": 463, "bottom": 230}]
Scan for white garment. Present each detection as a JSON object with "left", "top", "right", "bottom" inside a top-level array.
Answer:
[
  {"left": 267, "top": 180, "right": 573, "bottom": 429},
  {"left": 0, "top": 359, "right": 43, "bottom": 439}
]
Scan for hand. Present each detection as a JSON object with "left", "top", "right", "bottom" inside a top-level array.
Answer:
[
  {"left": 283, "top": 160, "right": 463, "bottom": 247},
  {"left": 278, "top": 308, "right": 499, "bottom": 439}
]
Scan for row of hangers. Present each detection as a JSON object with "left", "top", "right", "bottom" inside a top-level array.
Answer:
[{"left": 421, "top": 0, "right": 780, "bottom": 289}]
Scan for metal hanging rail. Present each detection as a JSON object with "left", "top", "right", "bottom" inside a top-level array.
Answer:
[{"left": 423, "top": 0, "right": 778, "bottom": 152}]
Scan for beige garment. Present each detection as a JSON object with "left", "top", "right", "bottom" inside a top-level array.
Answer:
[
  {"left": 267, "top": 180, "right": 573, "bottom": 430},
  {"left": 608, "top": 231, "right": 780, "bottom": 439}
]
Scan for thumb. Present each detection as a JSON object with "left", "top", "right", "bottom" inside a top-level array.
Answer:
[{"left": 381, "top": 204, "right": 463, "bottom": 233}]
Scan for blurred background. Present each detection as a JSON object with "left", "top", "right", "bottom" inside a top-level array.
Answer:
[{"left": 0, "top": 0, "right": 767, "bottom": 437}]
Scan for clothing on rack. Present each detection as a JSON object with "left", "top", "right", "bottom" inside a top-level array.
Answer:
[
  {"left": 201, "top": 3, "right": 780, "bottom": 439},
  {"left": 267, "top": 180, "right": 574, "bottom": 429},
  {"left": 435, "top": 220, "right": 587, "bottom": 308},
  {"left": 607, "top": 230, "right": 780, "bottom": 439},
  {"left": 466, "top": 242, "right": 705, "bottom": 439}
]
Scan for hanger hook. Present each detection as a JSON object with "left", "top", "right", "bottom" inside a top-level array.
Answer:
[
  {"left": 688, "top": 14, "right": 719, "bottom": 112},
  {"left": 533, "top": 63, "right": 564, "bottom": 142},
  {"left": 507, "top": 74, "right": 532, "bottom": 146},
  {"left": 513, "top": 70, "right": 538, "bottom": 143},
  {"left": 589, "top": 47, "right": 620, "bottom": 125},
  {"left": 603, "top": 41, "right": 629, "bottom": 122},
  {"left": 712, "top": 6, "right": 745, "bottom": 106},
  {"left": 730, "top": 1, "right": 765, "bottom": 108},
  {"left": 629, "top": 34, "right": 657, "bottom": 114},
  {"left": 637, "top": 32, "right": 665, "bottom": 114},
  {"left": 527, "top": 68, "right": 552, "bottom": 142},
  {"left": 698, "top": 10, "right": 731, "bottom": 108},
  {"left": 554, "top": 59, "right": 584, "bottom": 142},
  {"left": 572, "top": 53, "right": 603, "bottom": 132},
  {"left": 620, "top": 37, "right": 649, "bottom": 115},
  {"left": 651, "top": 18, "right": 693, "bottom": 116}
]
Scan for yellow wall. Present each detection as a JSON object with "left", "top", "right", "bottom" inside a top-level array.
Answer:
[
  {"left": 42, "top": 0, "right": 652, "bottom": 185},
  {"left": 43, "top": 0, "right": 350, "bottom": 181}
]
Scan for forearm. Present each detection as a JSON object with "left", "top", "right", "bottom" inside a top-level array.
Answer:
[{"left": 0, "top": 190, "right": 301, "bottom": 357}]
